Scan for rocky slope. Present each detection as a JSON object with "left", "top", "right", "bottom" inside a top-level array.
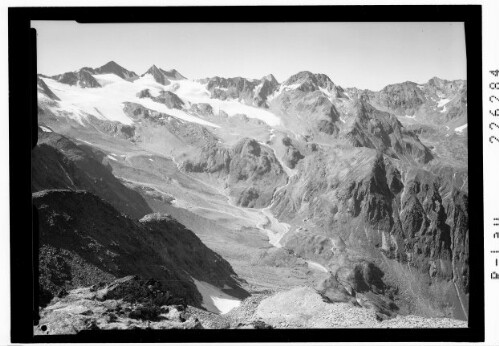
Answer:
[
  {"left": 344, "top": 97, "right": 433, "bottom": 164},
  {"left": 347, "top": 77, "right": 467, "bottom": 129},
  {"left": 35, "top": 276, "right": 203, "bottom": 335},
  {"left": 51, "top": 69, "right": 102, "bottom": 88},
  {"left": 182, "top": 138, "right": 287, "bottom": 208},
  {"left": 270, "top": 148, "right": 469, "bottom": 319},
  {"left": 32, "top": 128, "right": 151, "bottom": 219},
  {"left": 142, "top": 65, "right": 186, "bottom": 85},
  {"left": 86, "top": 61, "right": 139, "bottom": 81},
  {"left": 34, "top": 189, "right": 248, "bottom": 311}
]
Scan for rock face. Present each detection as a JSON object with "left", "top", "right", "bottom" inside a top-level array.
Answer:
[
  {"left": 35, "top": 276, "right": 203, "bottom": 335},
  {"left": 348, "top": 77, "right": 467, "bottom": 127},
  {"left": 205, "top": 76, "right": 259, "bottom": 103},
  {"left": 446, "top": 190, "right": 469, "bottom": 295},
  {"left": 123, "top": 102, "right": 218, "bottom": 148},
  {"left": 34, "top": 190, "right": 248, "bottom": 310},
  {"left": 89, "top": 61, "right": 138, "bottom": 80},
  {"left": 281, "top": 137, "right": 304, "bottom": 169},
  {"left": 373, "top": 81, "right": 427, "bottom": 112},
  {"left": 345, "top": 98, "right": 433, "bottom": 164},
  {"left": 229, "top": 139, "right": 287, "bottom": 207},
  {"left": 254, "top": 74, "right": 280, "bottom": 107},
  {"left": 138, "top": 89, "right": 185, "bottom": 109},
  {"left": 142, "top": 65, "right": 186, "bottom": 85},
  {"left": 272, "top": 148, "right": 469, "bottom": 318},
  {"left": 183, "top": 138, "right": 288, "bottom": 208},
  {"left": 32, "top": 129, "right": 151, "bottom": 219},
  {"left": 282, "top": 71, "right": 347, "bottom": 98},
  {"left": 37, "top": 77, "right": 60, "bottom": 101},
  {"left": 202, "top": 74, "right": 280, "bottom": 108},
  {"left": 271, "top": 85, "right": 342, "bottom": 136},
  {"left": 52, "top": 70, "right": 101, "bottom": 88}
]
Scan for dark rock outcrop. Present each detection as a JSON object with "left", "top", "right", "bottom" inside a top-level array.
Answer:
[
  {"left": 281, "top": 137, "right": 304, "bottom": 169},
  {"left": 34, "top": 190, "right": 248, "bottom": 310},
  {"left": 137, "top": 88, "right": 185, "bottom": 109},
  {"left": 91, "top": 61, "right": 138, "bottom": 80},
  {"left": 52, "top": 70, "right": 101, "bottom": 88},
  {"left": 183, "top": 138, "right": 287, "bottom": 208},
  {"left": 283, "top": 71, "right": 347, "bottom": 98},
  {"left": 345, "top": 98, "right": 433, "bottom": 164},
  {"left": 37, "top": 77, "right": 60, "bottom": 101},
  {"left": 142, "top": 65, "right": 186, "bottom": 85},
  {"left": 32, "top": 130, "right": 151, "bottom": 219}
]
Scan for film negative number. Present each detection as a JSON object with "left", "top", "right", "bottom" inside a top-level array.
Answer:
[{"left": 489, "top": 71, "right": 499, "bottom": 143}]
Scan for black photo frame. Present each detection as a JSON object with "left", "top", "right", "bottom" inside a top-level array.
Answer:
[{"left": 9, "top": 5, "right": 483, "bottom": 343}]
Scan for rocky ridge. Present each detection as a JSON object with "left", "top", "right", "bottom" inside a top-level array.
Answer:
[{"left": 34, "top": 189, "right": 248, "bottom": 311}]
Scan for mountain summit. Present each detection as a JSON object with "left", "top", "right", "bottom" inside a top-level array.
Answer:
[
  {"left": 92, "top": 60, "right": 139, "bottom": 80},
  {"left": 142, "top": 65, "right": 186, "bottom": 85}
]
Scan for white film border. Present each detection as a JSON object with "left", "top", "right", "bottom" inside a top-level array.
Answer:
[{"left": 484, "top": 0, "right": 499, "bottom": 345}]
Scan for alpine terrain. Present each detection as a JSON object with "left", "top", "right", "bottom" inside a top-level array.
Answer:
[{"left": 33, "top": 61, "right": 468, "bottom": 333}]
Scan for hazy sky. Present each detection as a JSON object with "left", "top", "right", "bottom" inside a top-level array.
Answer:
[{"left": 32, "top": 21, "right": 466, "bottom": 91}]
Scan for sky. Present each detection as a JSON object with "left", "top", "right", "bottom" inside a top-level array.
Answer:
[{"left": 31, "top": 21, "right": 466, "bottom": 91}]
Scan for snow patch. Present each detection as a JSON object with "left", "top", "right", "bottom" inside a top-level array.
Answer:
[
  {"left": 339, "top": 117, "right": 346, "bottom": 124},
  {"left": 455, "top": 123, "right": 468, "bottom": 133},
  {"left": 192, "top": 279, "right": 241, "bottom": 314},
  {"left": 306, "top": 260, "right": 328, "bottom": 273},
  {"left": 268, "top": 128, "right": 276, "bottom": 141},
  {"left": 76, "top": 138, "right": 93, "bottom": 145},
  {"left": 319, "top": 87, "right": 332, "bottom": 98},
  {"left": 40, "top": 126, "right": 52, "bottom": 132},
  {"left": 148, "top": 158, "right": 154, "bottom": 162},
  {"left": 405, "top": 114, "right": 416, "bottom": 119},
  {"left": 106, "top": 155, "right": 118, "bottom": 161},
  {"left": 437, "top": 98, "right": 451, "bottom": 108}
]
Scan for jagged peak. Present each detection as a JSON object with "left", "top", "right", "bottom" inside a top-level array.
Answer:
[
  {"left": 145, "top": 64, "right": 160, "bottom": 74},
  {"left": 284, "top": 70, "right": 314, "bottom": 83},
  {"left": 428, "top": 76, "right": 446, "bottom": 83},
  {"left": 261, "top": 74, "right": 278, "bottom": 84},
  {"left": 143, "top": 65, "right": 185, "bottom": 80},
  {"left": 100, "top": 60, "right": 122, "bottom": 69},
  {"left": 284, "top": 71, "right": 335, "bottom": 87}
]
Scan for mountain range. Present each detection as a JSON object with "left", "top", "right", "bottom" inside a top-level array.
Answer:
[{"left": 33, "top": 60, "right": 468, "bottom": 333}]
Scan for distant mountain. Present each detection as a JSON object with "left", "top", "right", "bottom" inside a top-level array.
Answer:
[
  {"left": 345, "top": 97, "right": 433, "bottom": 164},
  {"left": 37, "top": 77, "right": 60, "bottom": 101},
  {"left": 51, "top": 69, "right": 101, "bottom": 88},
  {"left": 347, "top": 77, "right": 467, "bottom": 127},
  {"left": 88, "top": 60, "right": 139, "bottom": 80},
  {"left": 142, "top": 65, "right": 186, "bottom": 85},
  {"left": 283, "top": 71, "right": 347, "bottom": 98}
]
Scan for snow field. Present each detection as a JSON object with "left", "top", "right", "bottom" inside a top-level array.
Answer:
[{"left": 191, "top": 278, "right": 241, "bottom": 314}]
